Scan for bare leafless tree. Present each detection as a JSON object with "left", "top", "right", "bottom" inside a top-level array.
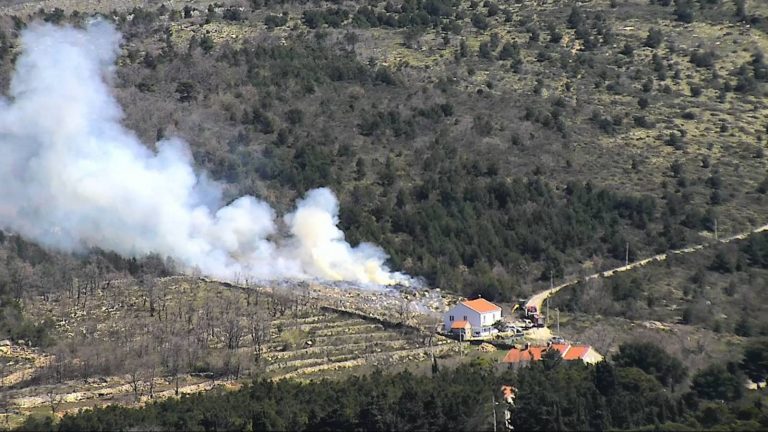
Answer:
[
  {"left": 8, "top": 258, "right": 33, "bottom": 301},
  {"left": 248, "top": 308, "right": 271, "bottom": 363},
  {"left": 204, "top": 301, "right": 216, "bottom": 343},
  {"left": 78, "top": 342, "right": 98, "bottom": 383},
  {"left": 167, "top": 335, "right": 185, "bottom": 396},
  {"left": 127, "top": 360, "right": 145, "bottom": 403},
  {"left": 37, "top": 262, "right": 57, "bottom": 302},
  {"left": 243, "top": 274, "right": 260, "bottom": 308},
  {"left": 125, "top": 337, "right": 151, "bottom": 402},
  {"left": 577, "top": 323, "right": 618, "bottom": 357},
  {"left": 145, "top": 352, "right": 160, "bottom": 400},
  {"left": 48, "top": 343, "right": 73, "bottom": 384},
  {"left": 220, "top": 293, "right": 246, "bottom": 350},
  {"left": 397, "top": 298, "right": 413, "bottom": 325},
  {"left": 298, "top": 282, "right": 312, "bottom": 310},
  {"left": 140, "top": 275, "right": 157, "bottom": 317},
  {"left": 230, "top": 351, "right": 249, "bottom": 380},
  {"left": 268, "top": 291, "right": 289, "bottom": 318},
  {"left": 46, "top": 388, "right": 63, "bottom": 415},
  {"left": 156, "top": 279, "right": 170, "bottom": 321}
]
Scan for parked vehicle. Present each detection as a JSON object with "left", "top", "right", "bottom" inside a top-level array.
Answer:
[
  {"left": 522, "top": 319, "right": 533, "bottom": 329},
  {"left": 525, "top": 306, "right": 538, "bottom": 317},
  {"left": 504, "top": 324, "right": 524, "bottom": 336}
]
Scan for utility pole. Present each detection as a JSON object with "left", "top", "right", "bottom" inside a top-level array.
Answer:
[
  {"left": 547, "top": 271, "right": 553, "bottom": 327},
  {"left": 556, "top": 308, "right": 560, "bottom": 337},
  {"left": 429, "top": 326, "right": 435, "bottom": 361},
  {"left": 714, "top": 218, "right": 719, "bottom": 241},
  {"left": 625, "top": 241, "right": 629, "bottom": 266},
  {"left": 492, "top": 393, "right": 498, "bottom": 432}
]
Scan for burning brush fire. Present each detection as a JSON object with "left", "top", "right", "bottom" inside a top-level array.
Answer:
[{"left": 0, "top": 20, "right": 412, "bottom": 287}]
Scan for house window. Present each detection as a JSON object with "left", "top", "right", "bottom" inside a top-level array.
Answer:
[
  {"left": 449, "top": 315, "right": 454, "bottom": 321},
  {"left": 463, "top": 315, "right": 467, "bottom": 321}
]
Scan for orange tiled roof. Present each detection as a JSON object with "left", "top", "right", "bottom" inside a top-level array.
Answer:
[
  {"left": 502, "top": 347, "right": 546, "bottom": 363},
  {"left": 450, "top": 320, "right": 471, "bottom": 329},
  {"left": 462, "top": 298, "right": 501, "bottom": 313},
  {"left": 502, "top": 344, "right": 596, "bottom": 363},
  {"left": 563, "top": 345, "right": 591, "bottom": 360}
]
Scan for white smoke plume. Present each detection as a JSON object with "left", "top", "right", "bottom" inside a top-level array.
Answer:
[{"left": 0, "top": 20, "right": 411, "bottom": 286}]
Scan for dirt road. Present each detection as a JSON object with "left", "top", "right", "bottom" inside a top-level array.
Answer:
[{"left": 525, "top": 223, "right": 768, "bottom": 313}]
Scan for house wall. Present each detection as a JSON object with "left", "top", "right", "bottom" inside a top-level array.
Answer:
[
  {"left": 479, "top": 310, "right": 501, "bottom": 326},
  {"left": 444, "top": 303, "right": 480, "bottom": 332},
  {"left": 443, "top": 304, "right": 502, "bottom": 335},
  {"left": 581, "top": 348, "right": 604, "bottom": 365}
]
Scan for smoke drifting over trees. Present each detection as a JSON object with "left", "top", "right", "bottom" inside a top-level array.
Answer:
[{"left": 0, "top": 21, "right": 409, "bottom": 286}]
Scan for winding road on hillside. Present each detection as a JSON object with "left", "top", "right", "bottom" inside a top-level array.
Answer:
[{"left": 525, "top": 223, "right": 768, "bottom": 314}]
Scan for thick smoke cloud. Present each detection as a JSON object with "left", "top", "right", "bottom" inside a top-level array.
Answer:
[{"left": 0, "top": 20, "right": 411, "bottom": 286}]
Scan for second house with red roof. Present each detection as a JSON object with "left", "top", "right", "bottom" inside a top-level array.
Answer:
[{"left": 443, "top": 297, "right": 502, "bottom": 339}]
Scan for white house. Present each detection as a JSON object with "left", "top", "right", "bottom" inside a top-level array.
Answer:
[{"left": 444, "top": 298, "right": 502, "bottom": 338}]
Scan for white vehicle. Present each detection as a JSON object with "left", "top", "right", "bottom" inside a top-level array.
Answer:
[
  {"left": 503, "top": 324, "right": 524, "bottom": 336},
  {"left": 522, "top": 319, "right": 533, "bottom": 329}
]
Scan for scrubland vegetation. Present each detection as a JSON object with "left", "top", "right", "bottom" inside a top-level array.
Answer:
[
  {"left": 0, "top": 0, "right": 767, "bottom": 429},
  {"left": 0, "top": 0, "right": 764, "bottom": 299},
  {"left": 17, "top": 341, "right": 768, "bottom": 431}
]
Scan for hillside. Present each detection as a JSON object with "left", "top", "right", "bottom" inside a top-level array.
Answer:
[
  {"left": 0, "top": 0, "right": 768, "bottom": 429},
  {"left": 552, "top": 230, "right": 768, "bottom": 337},
  {"left": 0, "top": 0, "right": 762, "bottom": 300}
]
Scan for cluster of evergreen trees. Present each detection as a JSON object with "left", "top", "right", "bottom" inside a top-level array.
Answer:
[
  {"left": 166, "top": 28, "right": 671, "bottom": 301},
  {"left": 18, "top": 341, "right": 768, "bottom": 431},
  {"left": 340, "top": 140, "right": 662, "bottom": 300},
  {"left": 17, "top": 0, "right": 767, "bottom": 307},
  {"left": 65, "top": 0, "right": 761, "bottom": 302}
]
